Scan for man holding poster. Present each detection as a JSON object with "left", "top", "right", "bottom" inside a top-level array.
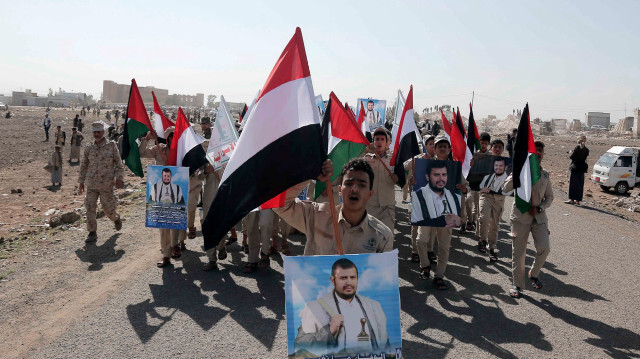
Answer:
[{"left": 294, "top": 258, "right": 389, "bottom": 355}]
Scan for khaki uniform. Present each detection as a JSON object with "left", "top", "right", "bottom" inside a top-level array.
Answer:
[
  {"left": 271, "top": 213, "right": 291, "bottom": 251},
  {"left": 187, "top": 173, "right": 203, "bottom": 230},
  {"left": 503, "top": 168, "right": 554, "bottom": 288},
  {"left": 54, "top": 130, "right": 66, "bottom": 147},
  {"left": 139, "top": 139, "right": 184, "bottom": 257},
  {"left": 200, "top": 162, "right": 227, "bottom": 261},
  {"left": 274, "top": 182, "right": 393, "bottom": 255},
  {"left": 363, "top": 152, "right": 397, "bottom": 236},
  {"left": 478, "top": 194, "right": 506, "bottom": 248},
  {"left": 78, "top": 139, "right": 124, "bottom": 232},
  {"left": 468, "top": 151, "right": 490, "bottom": 227}
]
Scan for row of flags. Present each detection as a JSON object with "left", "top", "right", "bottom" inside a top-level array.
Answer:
[{"left": 119, "top": 27, "right": 540, "bottom": 250}]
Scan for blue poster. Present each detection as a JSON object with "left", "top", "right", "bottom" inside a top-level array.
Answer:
[
  {"left": 355, "top": 98, "right": 387, "bottom": 132},
  {"left": 145, "top": 165, "right": 189, "bottom": 230},
  {"left": 284, "top": 250, "right": 402, "bottom": 359}
]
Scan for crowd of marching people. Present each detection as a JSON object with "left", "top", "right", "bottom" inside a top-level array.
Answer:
[{"left": 48, "top": 100, "right": 561, "bottom": 300}]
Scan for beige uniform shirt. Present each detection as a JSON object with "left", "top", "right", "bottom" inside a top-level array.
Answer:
[
  {"left": 273, "top": 182, "right": 393, "bottom": 255},
  {"left": 363, "top": 151, "right": 396, "bottom": 207},
  {"left": 139, "top": 138, "right": 169, "bottom": 166},
  {"left": 503, "top": 167, "right": 554, "bottom": 224},
  {"left": 78, "top": 139, "right": 124, "bottom": 190}
]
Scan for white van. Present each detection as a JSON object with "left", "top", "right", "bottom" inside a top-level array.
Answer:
[{"left": 591, "top": 146, "right": 640, "bottom": 194}]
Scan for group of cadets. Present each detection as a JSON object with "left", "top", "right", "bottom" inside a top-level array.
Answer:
[{"left": 74, "top": 111, "right": 551, "bottom": 299}]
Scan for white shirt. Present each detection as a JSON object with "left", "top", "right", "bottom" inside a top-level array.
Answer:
[
  {"left": 430, "top": 190, "right": 451, "bottom": 216},
  {"left": 336, "top": 295, "right": 368, "bottom": 351},
  {"left": 158, "top": 183, "right": 175, "bottom": 203}
]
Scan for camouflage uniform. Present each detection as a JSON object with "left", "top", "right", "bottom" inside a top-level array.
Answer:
[{"left": 78, "top": 138, "right": 124, "bottom": 232}]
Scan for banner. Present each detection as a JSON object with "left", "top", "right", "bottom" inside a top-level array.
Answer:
[
  {"left": 355, "top": 98, "right": 387, "bottom": 132},
  {"left": 145, "top": 165, "right": 188, "bottom": 230},
  {"left": 284, "top": 250, "right": 402, "bottom": 359},
  {"left": 206, "top": 95, "right": 240, "bottom": 170}
]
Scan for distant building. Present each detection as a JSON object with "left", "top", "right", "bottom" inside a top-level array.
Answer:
[
  {"left": 102, "top": 80, "right": 203, "bottom": 107},
  {"left": 551, "top": 118, "right": 567, "bottom": 132},
  {"left": 11, "top": 90, "right": 38, "bottom": 106},
  {"left": 585, "top": 112, "right": 610, "bottom": 128}
]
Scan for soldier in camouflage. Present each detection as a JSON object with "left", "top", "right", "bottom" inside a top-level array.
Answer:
[{"left": 78, "top": 121, "right": 124, "bottom": 243}]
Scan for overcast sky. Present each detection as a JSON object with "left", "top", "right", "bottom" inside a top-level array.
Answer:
[{"left": 3, "top": 0, "right": 639, "bottom": 121}]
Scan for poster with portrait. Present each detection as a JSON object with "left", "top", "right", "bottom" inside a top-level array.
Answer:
[
  {"left": 145, "top": 165, "right": 189, "bottom": 230},
  {"left": 467, "top": 154, "right": 513, "bottom": 194},
  {"left": 315, "top": 95, "right": 326, "bottom": 118},
  {"left": 411, "top": 158, "right": 463, "bottom": 227},
  {"left": 355, "top": 98, "right": 387, "bottom": 132},
  {"left": 284, "top": 250, "right": 402, "bottom": 359}
]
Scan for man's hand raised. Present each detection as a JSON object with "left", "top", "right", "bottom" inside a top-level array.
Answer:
[{"left": 317, "top": 159, "right": 333, "bottom": 183}]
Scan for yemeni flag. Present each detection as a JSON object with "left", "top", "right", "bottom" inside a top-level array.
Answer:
[
  {"left": 202, "top": 27, "right": 324, "bottom": 250},
  {"left": 513, "top": 103, "right": 540, "bottom": 213},
  {"left": 152, "top": 91, "right": 175, "bottom": 143},
  {"left": 238, "top": 90, "right": 259, "bottom": 132},
  {"left": 467, "top": 103, "right": 480, "bottom": 153},
  {"left": 314, "top": 92, "right": 370, "bottom": 199},
  {"left": 390, "top": 85, "right": 421, "bottom": 188},
  {"left": 450, "top": 107, "right": 472, "bottom": 177},
  {"left": 121, "top": 78, "right": 154, "bottom": 177},
  {"left": 440, "top": 109, "right": 452, "bottom": 140},
  {"left": 239, "top": 103, "right": 248, "bottom": 122},
  {"left": 168, "top": 107, "right": 208, "bottom": 175}
]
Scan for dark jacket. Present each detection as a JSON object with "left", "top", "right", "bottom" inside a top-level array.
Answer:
[{"left": 570, "top": 146, "right": 589, "bottom": 173}]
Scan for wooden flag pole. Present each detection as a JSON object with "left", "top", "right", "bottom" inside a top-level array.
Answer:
[
  {"left": 375, "top": 154, "right": 393, "bottom": 176},
  {"left": 325, "top": 180, "right": 344, "bottom": 255}
]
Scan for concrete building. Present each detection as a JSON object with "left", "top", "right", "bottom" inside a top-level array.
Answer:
[
  {"left": 551, "top": 118, "right": 568, "bottom": 132},
  {"left": 11, "top": 90, "right": 38, "bottom": 106},
  {"left": 585, "top": 112, "right": 610, "bottom": 128},
  {"left": 102, "top": 80, "right": 203, "bottom": 107}
]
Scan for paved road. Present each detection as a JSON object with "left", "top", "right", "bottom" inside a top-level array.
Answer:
[{"left": 27, "top": 188, "right": 640, "bottom": 358}]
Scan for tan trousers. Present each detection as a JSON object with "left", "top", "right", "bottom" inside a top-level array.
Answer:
[
  {"left": 366, "top": 204, "right": 395, "bottom": 237},
  {"left": 187, "top": 176, "right": 203, "bottom": 229},
  {"left": 159, "top": 229, "right": 180, "bottom": 258},
  {"left": 478, "top": 194, "right": 505, "bottom": 248},
  {"left": 202, "top": 171, "right": 220, "bottom": 223},
  {"left": 470, "top": 191, "right": 480, "bottom": 223},
  {"left": 417, "top": 227, "right": 452, "bottom": 278},
  {"left": 511, "top": 220, "right": 550, "bottom": 288},
  {"left": 411, "top": 226, "right": 419, "bottom": 254},
  {"left": 271, "top": 213, "right": 291, "bottom": 250},
  {"left": 205, "top": 236, "right": 227, "bottom": 262},
  {"left": 244, "top": 210, "right": 272, "bottom": 263},
  {"left": 402, "top": 182, "right": 410, "bottom": 201},
  {"left": 85, "top": 188, "right": 120, "bottom": 232}
]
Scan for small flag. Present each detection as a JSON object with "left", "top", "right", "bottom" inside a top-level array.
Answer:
[
  {"left": 513, "top": 103, "right": 540, "bottom": 213},
  {"left": 467, "top": 103, "right": 480, "bottom": 153},
  {"left": 152, "top": 91, "right": 175, "bottom": 143},
  {"left": 121, "top": 79, "right": 154, "bottom": 177},
  {"left": 206, "top": 95, "right": 240, "bottom": 170},
  {"left": 389, "top": 85, "right": 421, "bottom": 188},
  {"left": 314, "top": 92, "right": 370, "bottom": 199},
  {"left": 450, "top": 107, "right": 472, "bottom": 177},
  {"left": 168, "top": 108, "right": 208, "bottom": 176}
]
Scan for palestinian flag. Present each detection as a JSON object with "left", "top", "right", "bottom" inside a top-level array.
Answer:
[
  {"left": 152, "top": 91, "right": 175, "bottom": 143},
  {"left": 168, "top": 107, "right": 207, "bottom": 176},
  {"left": 202, "top": 27, "right": 324, "bottom": 250},
  {"left": 440, "top": 109, "right": 452, "bottom": 140},
  {"left": 314, "top": 92, "right": 370, "bottom": 199},
  {"left": 450, "top": 107, "right": 472, "bottom": 177},
  {"left": 390, "top": 85, "right": 421, "bottom": 188},
  {"left": 513, "top": 103, "right": 540, "bottom": 213},
  {"left": 467, "top": 103, "right": 480, "bottom": 153},
  {"left": 121, "top": 78, "right": 154, "bottom": 177}
]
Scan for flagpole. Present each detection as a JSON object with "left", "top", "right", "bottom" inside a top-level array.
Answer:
[
  {"left": 375, "top": 154, "right": 393, "bottom": 176},
  {"left": 325, "top": 180, "right": 344, "bottom": 254},
  {"left": 472, "top": 91, "right": 474, "bottom": 108}
]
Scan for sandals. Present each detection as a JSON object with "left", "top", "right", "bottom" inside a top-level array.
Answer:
[
  {"left": 188, "top": 227, "right": 197, "bottom": 239},
  {"left": 259, "top": 252, "right": 271, "bottom": 268},
  {"left": 433, "top": 277, "right": 448, "bottom": 291},
  {"left": 530, "top": 276, "right": 543, "bottom": 289},
  {"left": 171, "top": 245, "right": 182, "bottom": 259},
  {"left": 427, "top": 251, "right": 437, "bottom": 262},
  {"left": 225, "top": 236, "right": 238, "bottom": 246},
  {"left": 419, "top": 266, "right": 431, "bottom": 280},
  {"left": 478, "top": 240, "right": 488, "bottom": 253},
  {"left": 465, "top": 221, "right": 476, "bottom": 232},
  {"left": 202, "top": 261, "right": 218, "bottom": 271},
  {"left": 243, "top": 262, "right": 258, "bottom": 273},
  {"left": 217, "top": 247, "right": 228, "bottom": 260},
  {"left": 156, "top": 257, "right": 171, "bottom": 268},
  {"left": 489, "top": 249, "right": 498, "bottom": 262},
  {"left": 509, "top": 285, "right": 522, "bottom": 298},
  {"left": 180, "top": 241, "right": 186, "bottom": 251},
  {"left": 411, "top": 253, "right": 420, "bottom": 263}
]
